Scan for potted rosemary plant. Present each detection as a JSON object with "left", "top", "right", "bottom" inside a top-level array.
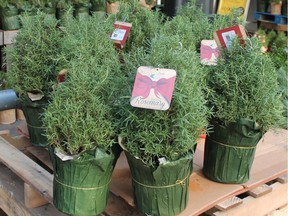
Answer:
[
  {"left": 43, "top": 14, "right": 122, "bottom": 216},
  {"left": 4, "top": 12, "right": 61, "bottom": 146},
  {"left": 203, "top": 37, "right": 285, "bottom": 183},
  {"left": 117, "top": 29, "right": 210, "bottom": 215}
]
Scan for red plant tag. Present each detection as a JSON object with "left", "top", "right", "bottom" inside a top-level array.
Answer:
[
  {"left": 111, "top": 21, "right": 132, "bottom": 49},
  {"left": 130, "top": 66, "right": 176, "bottom": 111},
  {"left": 213, "top": 25, "right": 247, "bottom": 50}
]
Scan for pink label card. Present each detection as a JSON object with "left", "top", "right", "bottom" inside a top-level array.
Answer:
[
  {"left": 200, "top": 40, "right": 219, "bottom": 65},
  {"left": 130, "top": 66, "right": 176, "bottom": 111}
]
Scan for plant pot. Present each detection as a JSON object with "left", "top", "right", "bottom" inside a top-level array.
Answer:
[
  {"left": 124, "top": 150, "right": 193, "bottom": 216},
  {"left": 203, "top": 118, "right": 263, "bottom": 184},
  {"left": 56, "top": 8, "right": 70, "bottom": 23},
  {"left": 163, "top": 0, "right": 188, "bottom": 17},
  {"left": 257, "top": 0, "right": 268, "bottom": 12},
  {"left": 21, "top": 96, "right": 48, "bottom": 147},
  {"left": 91, "top": 0, "right": 107, "bottom": 12},
  {"left": 270, "top": 2, "right": 282, "bottom": 15},
  {"left": 43, "top": 6, "right": 56, "bottom": 20},
  {"left": 106, "top": 2, "right": 120, "bottom": 14},
  {"left": 74, "top": 6, "right": 90, "bottom": 20},
  {"left": 49, "top": 145, "right": 121, "bottom": 216},
  {"left": 0, "top": 5, "right": 20, "bottom": 30}
]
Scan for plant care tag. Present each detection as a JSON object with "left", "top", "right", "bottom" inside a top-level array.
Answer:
[
  {"left": 55, "top": 147, "right": 80, "bottom": 161},
  {"left": 213, "top": 25, "right": 247, "bottom": 50},
  {"left": 200, "top": 40, "right": 219, "bottom": 65},
  {"left": 130, "top": 66, "right": 176, "bottom": 111},
  {"left": 111, "top": 21, "right": 132, "bottom": 49},
  {"left": 27, "top": 92, "right": 44, "bottom": 101}
]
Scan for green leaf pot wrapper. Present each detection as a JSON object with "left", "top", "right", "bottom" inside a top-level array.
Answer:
[
  {"left": 0, "top": 5, "right": 20, "bottom": 30},
  {"left": 203, "top": 118, "right": 264, "bottom": 184},
  {"left": 124, "top": 150, "right": 193, "bottom": 216},
  {"left": 20, "top": 95, "right": 48, "bottom": 147},
  {"left": 49, "top": 146, "right": 121, "bottom": 216}
]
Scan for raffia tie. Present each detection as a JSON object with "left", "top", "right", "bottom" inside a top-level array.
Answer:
[
  {"left": 54, "top": 178, "right": 111, "bottom": 190},
  {"left": 26, "top": 123, "right": 45, "bottom": 129},
  {"left": 206, "top": 137, "right": 256, "bottom": 149},
  {"left": 132, "top": 173, "right": 190, "bottom": 189}
]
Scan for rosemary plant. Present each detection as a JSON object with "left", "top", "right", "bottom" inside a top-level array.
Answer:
[
  {"left": 5, "top": 12, "right": 61, "bottom": 98},
  {"left": 107, "top": 0, "right": 164, "bottom": 53},
  {"left": 206, "top": 37, "right": 285, "bottom": 132},
  {"left": 117, "top": 33, "right": 210, "bottom": 167},
  {"left": 43, "top": 15, "right": 122, "bottom": 155}
]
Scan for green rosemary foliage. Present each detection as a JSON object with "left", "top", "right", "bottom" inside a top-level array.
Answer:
[
  {"left": 43, "top": 15, "right": 122, "bottom": 155},
  {"left": 4, "top": 12, "right": 61, "bottom": 97},
  {"left": 206, "top": 37, "right": 285, "bottom": 132},
  {"left": 118, "top": 33, "right": 210, "bottom": 167},
  {"left": 107, "top": 0, "right": 164, "bottom": 53}
]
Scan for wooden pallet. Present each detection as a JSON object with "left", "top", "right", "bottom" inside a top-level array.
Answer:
[
  {"left": 0, "top": 123, "right": 287, "bottom": 216},
  {"left": 254, "top": 11, "right": 288, "bottom": 24}
]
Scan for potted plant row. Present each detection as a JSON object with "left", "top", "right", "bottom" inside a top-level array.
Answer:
[{"left": 42, "top": 12, "right": 122, "bottom": 215}]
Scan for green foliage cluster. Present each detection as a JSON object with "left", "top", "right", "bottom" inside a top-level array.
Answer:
[
  {"left": 43, "top": 14, "right": 122, "bottom": 155},
  {"left": 162, "top": 0, "right": 244, "bottom": 52},
  {"left": 0, "top": 71, "right": 7, "bottom": 90},
  {"left": 268, "top": 31, "right": 288, "bottom": 70},
  {"left": 0, "top": 0, "right": 22, "bottom": 8},
  {"left": 206, "top": 37, "right": 285, "bottom": 132},
  {"left": 107, "top": 0, "right": 164, "bottom": 53},
  {"left": 277, "top": 67, "right": 288, "bottom": 127},
  {"left": 5, "top": 12, "right": 61, "bottom": 98},
  {"left": 270, "top": 0, "right": 282, "bottom": 4},
  {"left": 117, "top": 33, "right": 210, "bottom": 167}
]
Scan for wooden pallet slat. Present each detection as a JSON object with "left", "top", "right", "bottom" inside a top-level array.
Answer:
[
  {"left": 215, "top": 196, "right": 243, "bottom": 211},
  {"left": 0, "top": 30, "right": 3, "bottom": 46},
  {"left": 0, "top": 136, "right": 53, "bottom": 203},
  {"left": 3, "top": 30, "right": 18, "bottom": 45},
  {"left": 0, "top": 163, "right": 66, "bottom": 216},
  {"left": 277, "top": 174, "right": 288, "bottom": 184},
  {"left": 212, "top": 181, "right": 288, "bottom": 216},
  {"left": 24, "top": 183, "right": 49, "bottom": 209},
  {"left": 248, "top": 184, "right": 272, "bottom": 198},
  {"left": 26, "top": 146, "right": 53, "bottom": 171}
]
